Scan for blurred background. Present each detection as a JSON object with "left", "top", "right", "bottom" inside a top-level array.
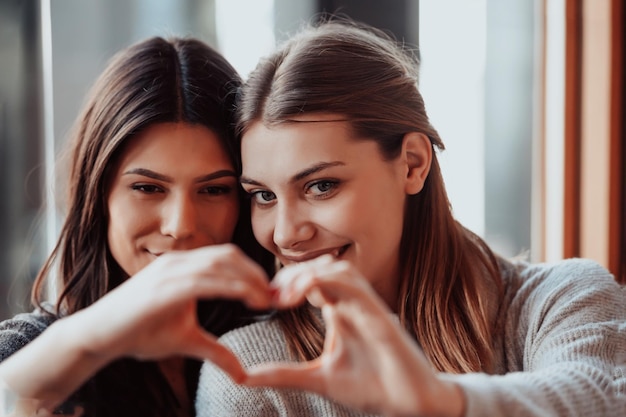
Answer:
[{"left": 1, "top": 0, "right": 623, "bottom": 320}]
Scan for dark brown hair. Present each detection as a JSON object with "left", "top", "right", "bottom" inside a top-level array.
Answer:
[
  {"left": 237, "top": 19, "right": 503, "bottom": 374},
  {"left": 31, "top": 36, "right": 273, "bottom": 416}
]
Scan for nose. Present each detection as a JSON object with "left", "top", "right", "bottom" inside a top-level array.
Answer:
[
  {"left": 272, "top": 200, "right": 315, "bottom": 249},
  {"left": 161, "top": 193, "right": 198, "bottom": 240}
]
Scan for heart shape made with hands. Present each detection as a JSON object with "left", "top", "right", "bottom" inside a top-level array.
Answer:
[{"left": 212, "top": 255, "right": 438, "bottom": 416}]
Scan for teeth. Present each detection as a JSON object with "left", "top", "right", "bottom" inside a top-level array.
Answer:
[{"left": 332, "top": 246, "right": 347, "bottom": 258}]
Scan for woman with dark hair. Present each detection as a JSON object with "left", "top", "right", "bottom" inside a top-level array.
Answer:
[
  {"left": 0, "top": 36, "right": 274, "bottom": 416},
  {"left": 196, "top": 20, "right": 626, "bottom": 417}
]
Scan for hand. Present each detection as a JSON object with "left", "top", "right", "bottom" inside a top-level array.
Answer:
[
  {"left": 77, "top": 244, "right": 271, "bottom": 382},
  {"left": 243, "top": 255, "right": 464, "bottom": 417}
]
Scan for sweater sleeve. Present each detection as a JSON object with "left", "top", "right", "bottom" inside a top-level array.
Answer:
[
  {"left": 0, "top": 310, "right": 54, "bottom": 362},
  {"left": 195, "top": 319, "right": 380, "bottom": 417},
  {"left": 445, "top": 259, "right": 626, "bottom": 417}
]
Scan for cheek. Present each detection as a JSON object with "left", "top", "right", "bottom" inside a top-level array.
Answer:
[
  {"left": 108, "top": 198, "right": 145, "bottom": 237},
  {"left": 251, "top": 209, "right": 275, "bottom": 251},
  {"left": 223, "top": 199, "right": 241, "bottom": 238},
  {"left": 106, "top": 187, "right": 154, "bottom": 252},
  {"left": 325, "top": 193, "right": 368, "bottom": 233},
  {"left": 206, "top": 197, "right": 241, "bottom": 242}
]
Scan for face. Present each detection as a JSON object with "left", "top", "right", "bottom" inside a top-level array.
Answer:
[
  {"left": 241, "top": 114, "right": 410, "bottom": 306},
  {"left": 107, "top": 122, "right": 239, "bottom": 276}
]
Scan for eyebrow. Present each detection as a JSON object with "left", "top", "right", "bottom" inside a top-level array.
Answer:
[
  {"left": 240, "top": 161, "right": 345, "bottom": 186},
  {"left": 123, "top": 168, "right": 237, "bottom": 183}
]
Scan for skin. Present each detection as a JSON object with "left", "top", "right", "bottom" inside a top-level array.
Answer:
[
  {"left": 107, "top": 122, "right": 240, "bottom": 276},
  {"left": 239, "top": 114, "right": 465, "bottom": 417},
  {"left": 106, "top": 121, "right": 241, "bottom": 411},
  {"left": 240, "top": 115, "right": 415, "bottom": 308},
  {"left": 0, "top": 122, "right": 272, "bottom": 414}
]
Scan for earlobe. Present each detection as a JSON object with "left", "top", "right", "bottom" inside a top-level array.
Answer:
[{"left": 403, "top": 132, "right": 432, "bottom": 195}]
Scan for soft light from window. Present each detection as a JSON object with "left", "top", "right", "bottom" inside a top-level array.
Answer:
[
  {"left": 215, "top": 0, "right": 275, "bottom": 78},
  {"left": 419, "top": 0, "right": 487, "bottom": 237}
]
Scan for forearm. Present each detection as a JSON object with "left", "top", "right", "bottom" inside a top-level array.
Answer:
[
  {"left": 0, "top": 312, "right": 110, "bottom": 411},
  {"left": 442, "top": 365, "right": 618, "bottom": 417}
]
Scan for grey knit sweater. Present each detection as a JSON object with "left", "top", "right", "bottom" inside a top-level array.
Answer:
[
  {"left": 196, "top": 258, "right": 626, "bottom": 417},
  {"left": 0, "top": 307, "right": 54, "bottom": 363}
]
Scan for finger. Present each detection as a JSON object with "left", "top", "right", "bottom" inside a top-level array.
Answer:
[
  {"left": 275, "top": 262, "right": 374, "bottom": 309},
  {"left": 204, "top": 244, "right": 271, "bottom": 290},
  {"left": 270, "top": 256, "right": 340, "bottom": 307},
  {"left": 271, "top": 254, "right": 334, "bottom": 290},
  {"left": 164, "top": 245, "right": 271, "bottom": 296},
  {"left": 204, "top": 278, "right": 271, "bottom": 309},
  {"left": 184, "top": 329, "right": 247, "bottom": 383},
  {"left": 174, "top": 272, "right": 272, "bottom": 310},
  {"left": 244, "top": 361, "right": 325, "bottom": 393}
]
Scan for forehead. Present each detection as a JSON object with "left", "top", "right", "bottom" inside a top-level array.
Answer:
[
  {"left": 242, "top": 117, "right": 350, "bottom": 158},
  {"left": 116, "top": 122, "right": 231, "bottom": 168},
  {"left": 241, "top": 115, "right": 383, "bottom": 181}
]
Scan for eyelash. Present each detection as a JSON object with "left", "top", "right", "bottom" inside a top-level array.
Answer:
[
  {"left": 247, "top": 190, "right": 276, "bottom": 206},
  {"left": 131, "top": 184, "right": 163, "bottom": 194},
  {"left": 246, "top": 179, "right": 340, "bottom": 206},
  {"left": 305, "top": 179, "right": 339, "bottom": 198},
  {"left": 200, "top": 185, "right": 232, "bottom": 195},
  {"left": 130, "top": 184, "right": 232, "bottom": 195}
]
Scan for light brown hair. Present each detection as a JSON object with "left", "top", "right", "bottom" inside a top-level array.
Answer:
[{"left": 237, "top": 19, "right": 503, "bottom": 374}]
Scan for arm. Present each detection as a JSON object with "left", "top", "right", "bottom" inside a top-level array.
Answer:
[
  {"left": 0, "top": 244, "right": 271, "bottom": 413},
  {"left": 243, "top": 257, "right": 625, "bottom": 417},
  {"left": 444, "top": 259, "right": 626, "bottom": 417},
  {"left": 243, "top": 255, "right": 465, "bottom": 417},
  {"left": 196, "top": 319, "right": 379, "bottom": 417}
]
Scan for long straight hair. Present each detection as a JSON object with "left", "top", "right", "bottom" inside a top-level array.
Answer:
[
  {"left": 236, "top": 19, "right": 503, "bottom": 374},
  {"left": 30, "top": 37, "right": 274, "bottom": 416}
]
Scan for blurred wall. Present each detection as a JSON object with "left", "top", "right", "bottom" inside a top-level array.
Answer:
[
  {"left": 0, "top": 0, "right": 46, "bottom": 319},
  {"left": 484, "top": 0, "right": 535, "bottom": 257}
]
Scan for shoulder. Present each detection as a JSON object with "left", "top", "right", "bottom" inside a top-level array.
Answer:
[
  {"left": 509, "top": 258, "right": 624, "bottom": 313},
  {"left": 500, "top": 258, "right": 626, "bottom": 367},
  {"left": 0, "top": 308, "right": 56, "bottom": 362}
]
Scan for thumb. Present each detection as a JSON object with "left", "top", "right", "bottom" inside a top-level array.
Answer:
[
  {"left": 243, "top": 360, "right": 324, "bottom": 392},
  {"left": 185, "top": 330, "right": 247, "bottom": 383}
]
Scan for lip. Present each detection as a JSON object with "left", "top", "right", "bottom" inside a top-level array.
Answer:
[{"left": 279, "top": 245, "right": 349, "bottom": 263}]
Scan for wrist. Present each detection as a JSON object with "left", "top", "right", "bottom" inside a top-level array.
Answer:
[
  {"left": 0, "top": 379, "right": 58, "bottom": 417},
  {"left": 434, "top": 378, "right": 465, "bottom": 417},
  {"left": 62, "top": 308, "right": 121, "bottom": 366}
]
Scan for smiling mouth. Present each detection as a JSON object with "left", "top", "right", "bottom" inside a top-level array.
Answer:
[{"left": 280, "top": 244, "right": 350, "bottom": 263}]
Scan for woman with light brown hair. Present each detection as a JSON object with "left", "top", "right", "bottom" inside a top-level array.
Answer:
[
  {"left": 0, "top": 36, "right": 274, "bottom": 417},
  {"left": 197, "top": 19, "right": 626, "bottom": 417}
]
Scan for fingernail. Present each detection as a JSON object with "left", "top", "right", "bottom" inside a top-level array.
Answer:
[{"left": 268, "top": 287, "right": 279, "bottom": 298}]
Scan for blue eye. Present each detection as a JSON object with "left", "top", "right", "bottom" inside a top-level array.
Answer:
[
  {"left": 249, "top": 190, "right": 276, "bottom": 205},
  {"left": 307, "top": 180, "right": 338, "bottom": 196}
]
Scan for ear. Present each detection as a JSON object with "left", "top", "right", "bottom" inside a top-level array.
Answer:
[{"left": 402, "top": 132, "right": 432, "bottom": 195}]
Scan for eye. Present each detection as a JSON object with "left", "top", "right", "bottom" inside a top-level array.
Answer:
[
  {"left": 306, "top": 180, "right": 339, "bottom": 197},
  {"left": 131, "top": 184, "right": 163, "bottom": 194},
  {"left": 248, "top": 190, "right": 276, "bottom": 205},
  {"left": 200, "top": 185, "right": 233, "bottom": 196}
]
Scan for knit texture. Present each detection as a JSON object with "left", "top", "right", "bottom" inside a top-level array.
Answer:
[
  {"left": 0, "top": 309, "right": 54, "bottom": 362},
  {"left": 196, "top": 258, "right": 626, "bottom": 416}
]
